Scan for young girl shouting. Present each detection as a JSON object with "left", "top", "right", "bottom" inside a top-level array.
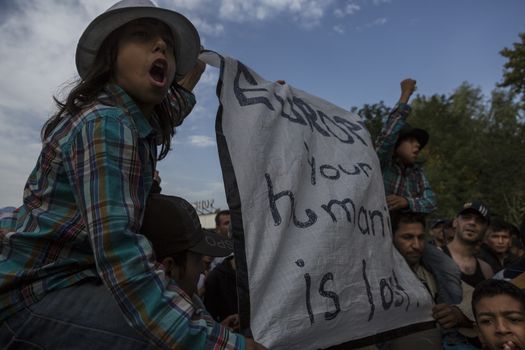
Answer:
[{"left": 0, "top": 1, "right": 262, "bottom": 349}]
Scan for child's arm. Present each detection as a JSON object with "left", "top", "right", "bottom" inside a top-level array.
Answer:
[
  {"left": 375, "top": 79, "right": 416, "bottom": 167},
  {"left": 64, "top": 112, "right": 245, "bottom": 350}
]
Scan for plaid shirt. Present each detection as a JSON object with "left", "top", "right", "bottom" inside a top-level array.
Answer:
[
  {"left": 375, "top": 102, "right": 437, "bottom": 214},
  {"left": 0, "top": 84, "right": 245, "bottom": 350}
]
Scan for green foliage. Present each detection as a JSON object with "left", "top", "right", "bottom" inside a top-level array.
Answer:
[
  {"left": 354, "top": 83, "right": 525, "bottom": 226},
  {"left": 352, "top": 101, "right": 389, "bottom": 141},
  {"left": 499, "top": 32, "right": 525, "bottom": 113}
]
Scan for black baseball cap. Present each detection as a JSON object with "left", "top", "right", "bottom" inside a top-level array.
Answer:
[
  {"left": 140, "top": 194, "right": 233, "bottom": 259},
  {"left": 457, "top": 200, "right": 490, "bottom": 222},
  {"left": 396, "top": 123, "right": 429, "bottom": 150},
  {"left": 430, "top": 218, "right": 447, "bottom": 229}
]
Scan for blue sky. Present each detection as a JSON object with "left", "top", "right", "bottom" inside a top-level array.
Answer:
[{"left": 0, "top": 0, "right": 524, "bottom": 209}]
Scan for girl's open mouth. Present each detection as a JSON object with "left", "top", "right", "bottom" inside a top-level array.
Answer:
[{"left": 149, "top": 59, "right": 167, "bottom": 86}]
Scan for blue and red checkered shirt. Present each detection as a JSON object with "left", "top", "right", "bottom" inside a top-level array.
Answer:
[
  {"left": 0, "top": 84, "right": 245, "bottom": 349},
  {"left": 375, "top": 102, "right": 437, "bottom": 214}
]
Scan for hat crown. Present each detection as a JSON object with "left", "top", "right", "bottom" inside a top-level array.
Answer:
[
  {"left": 459, "top": 200, "right": 490, "bottom": 220},
  {"left": 107, "top": 0, "right": 156, "bottom": 12},
  {"left": 76, "top": 0, "right": 200, "bottom": 80},
  {"left": 141, "top": 194, "right": 233, "bottom": 258}
]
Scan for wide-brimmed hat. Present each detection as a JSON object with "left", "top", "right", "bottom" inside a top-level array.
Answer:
[
  {"left": 141, "top": 194, "right": 233, "bottom": 259},
  {"left": 396, "top": 123, "right": 429, "bottom": 150},
  {"left": 76, "top": 0, "right": 200, "bottom": 80}
]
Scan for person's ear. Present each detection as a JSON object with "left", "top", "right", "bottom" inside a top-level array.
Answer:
[
  {"left": 473, "top": 322, "right": 487, "bottom": 347},
  {"left": 161, "top": 257, "right": 175, "bottom": 277}
]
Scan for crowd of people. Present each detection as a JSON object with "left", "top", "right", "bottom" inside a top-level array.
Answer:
[
  {"left": 368, "top": 78, "right": 525, "bottom": 350},
  {"left": 0, "top": 0, "right": 524, "bottom": 349}
]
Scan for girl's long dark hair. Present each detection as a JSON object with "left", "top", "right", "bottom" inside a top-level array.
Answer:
[{"left": 42, "top": 26, "right": 187, "bottom": 160}]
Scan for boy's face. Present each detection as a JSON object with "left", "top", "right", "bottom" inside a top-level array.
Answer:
[
  {"left": 485, "top": 229, "right": 511, "bottom": 255},
  {"left": 475, "top": 294, "right": 525, "bottom": 350},
  {"left": 114, "top": 18, "right": 177, "bottom": 115},
  {"left": 395, "top": 136, "right": 421, "bottom": 165}
]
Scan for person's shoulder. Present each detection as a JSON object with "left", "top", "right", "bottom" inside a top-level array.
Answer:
[
  {"left": 54, "top": 103, "right": 135, "bottom": 151},
  {"left": 476, "top": 244, "right": 493, "bottom": 259},
  {"left": 478, "top": 258, "right": 494, "bottom": 278},
  {"left": 80, "top": 102, "right": 130, "bottom": 124},
  {"left": 75, "top": 102, "right": 133, "bottom": 131}
]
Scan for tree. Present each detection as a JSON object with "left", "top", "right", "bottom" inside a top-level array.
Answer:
[
  {"left": 499, "top": 32, "right": 525, "bottom": 116},
  {"left": 482, "top": 88, "right": 525, "bottom": 224},
  {"left": 354, "top": 83, "right": 525, "bottom": 226},
  {"left": 351, "top": 101, "right": 389, "bottom": 141}
]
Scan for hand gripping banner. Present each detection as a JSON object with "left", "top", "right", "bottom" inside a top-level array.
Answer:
[{"left": 200, "top": 51, "right": 434, "bottom": 349}]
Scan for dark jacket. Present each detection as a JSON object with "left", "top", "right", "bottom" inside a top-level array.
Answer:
[
  {"left": 477, "top": 243, "right": 518, "bottom": 274},
  {"left": 203, "top": 256, "right": 238, "bottom": 322}
]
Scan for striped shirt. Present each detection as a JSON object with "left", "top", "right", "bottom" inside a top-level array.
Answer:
[
  {"left": 375, "top": 102, "right": 437, "bottom": 214},
  {"left": 0, "top": 84, "right": 245, "bottom": 349}
]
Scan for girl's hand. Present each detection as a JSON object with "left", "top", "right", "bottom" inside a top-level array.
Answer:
[
  {"left": 220, "top": 314, "right": 240, "bottom": 331},
  {"left": 245, "top": 338, "right": 268, "bottom": 350},
  {"left": 177, "top": 59, "right": 206, "bottom": 91}
]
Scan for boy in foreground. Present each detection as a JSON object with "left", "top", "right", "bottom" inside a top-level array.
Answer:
[{"left": 472, "top": 279, "right": 525, "bottom": 350}]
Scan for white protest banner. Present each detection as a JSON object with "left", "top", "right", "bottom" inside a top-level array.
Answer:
[{"left": 201, "top": 51, "right": 434, "bottom": 349}]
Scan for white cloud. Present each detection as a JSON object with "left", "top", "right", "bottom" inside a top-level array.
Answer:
[
  {"left": 188, "top": 135, "right": 216, "bottom": 147},
  {"left": 162, "top": 0, "right": 209, "bottom": 11},
  {"left": 372, "top": 0, "right": 391, "bottom": 5},
  {"left": 0, "top": 1, "right": 90, "bottom": 118},
  {"left": 191, "top": 17, "right": 225, "bottom": 36},
  {"left": 357, "top": 17, "right": 388, "bottom": 30},
  {"left": 0, "top": 0, "right": 102, "bottom": 207},
  {"left": 345, "top": 3, "right": 361, "bottom": 15},
  {"left": 0, "top": 0, "right": 344, "bottom": 207},
  {"left": 372, "top": 17, "right": 387, "bottom": 26},
  {"left": 218, "top": 0, "right": 333, "bottom": 27},
  {"left": 334, "top": 2, "right": 360, "bottom": 18},
  {"left": 0, "top": 111, "right": 43, "bottom": 206},
  {"left": 333, "top": 25, "right": 345, "bottom": 34}
]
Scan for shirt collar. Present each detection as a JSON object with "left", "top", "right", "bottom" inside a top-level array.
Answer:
[{"left": 102, "top": 84, "right": 156, "bottom": 139}]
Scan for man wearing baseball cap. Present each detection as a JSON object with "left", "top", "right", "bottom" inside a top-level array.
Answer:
[
  {"left": 442, "top": 201, "right": 493, "bottom": 287},
  {"left": 141, "top": 194, "right": 267, "bottom": 349},
  {"left": 140, "top": 194, "right": 234, "bottom": 298},
  {"left": 434, "top": 201, "right": 494, "bottom": 347}
]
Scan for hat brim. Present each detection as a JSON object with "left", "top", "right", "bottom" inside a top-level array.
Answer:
[
  {"left": 188, "top": 229, "right": 233, "bottom": 257},
  {"left": 76, "top": 6, "right": 200, "bottom": 80},
  {"left": 399, "top": 128, "right": 429, "bottom": 149}
]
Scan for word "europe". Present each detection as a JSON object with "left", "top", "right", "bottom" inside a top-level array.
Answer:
[{"left": 233, "top": 62, "right": 368, "bottom": 147}]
